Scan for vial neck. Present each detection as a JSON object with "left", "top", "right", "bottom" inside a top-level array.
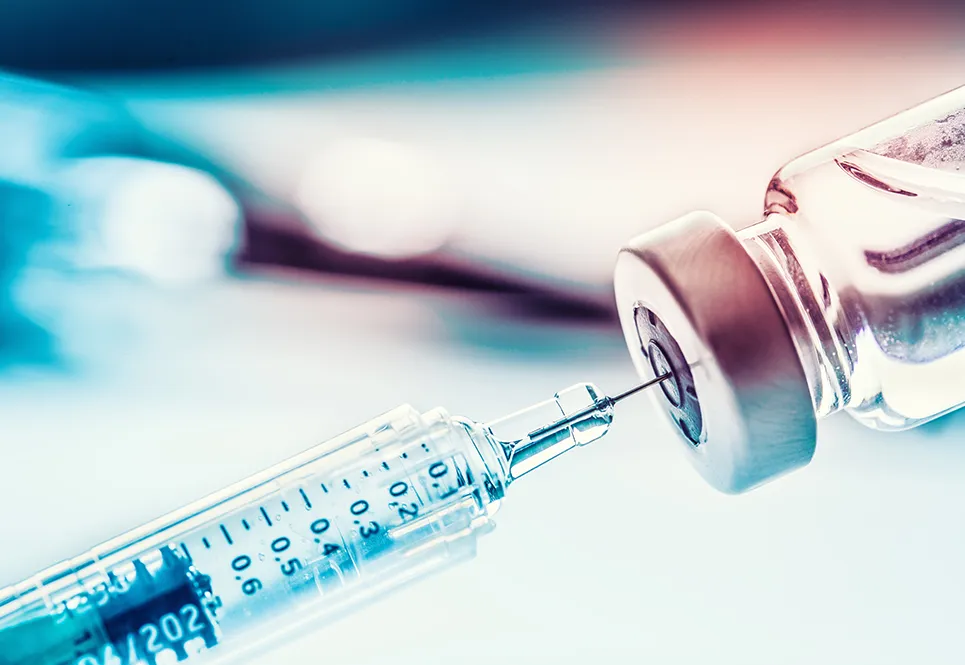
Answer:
[{"left": 738, "top": 213, "right": 855, "bottom": 418}]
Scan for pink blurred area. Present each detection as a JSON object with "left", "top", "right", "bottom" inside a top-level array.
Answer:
[{"left": 86, "top": 3, "right": 965, "bottom": 303}]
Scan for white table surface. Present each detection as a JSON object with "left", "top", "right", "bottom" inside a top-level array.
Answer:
[{"left": 1, "top": 275, "right": 964, "bottom": 665}]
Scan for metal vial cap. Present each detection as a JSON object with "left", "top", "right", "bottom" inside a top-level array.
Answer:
[{"left": 614, "top": 211, "right": 817, "bottom": 493}]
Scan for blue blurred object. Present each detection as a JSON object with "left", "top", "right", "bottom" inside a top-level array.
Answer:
[
  {"left": 0, "top": 69, "right": 609, "bottom": 374},
  {"left": 0, "top": 74, "right": 136, "bottom": 364},
  {"left": 0, "top": 181, "right": 52, "bottom": 365},
  {"left": 0, "top": 74, "right": 249, "bottom": 369}
]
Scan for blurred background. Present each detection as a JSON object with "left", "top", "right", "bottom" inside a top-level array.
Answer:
[{"left": 3, "top": 2, "right": 965, "bottom": 664}]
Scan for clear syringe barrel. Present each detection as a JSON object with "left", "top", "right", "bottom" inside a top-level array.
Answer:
[{"left": 0, "top": 382, "right": 619, "bottom": 665}]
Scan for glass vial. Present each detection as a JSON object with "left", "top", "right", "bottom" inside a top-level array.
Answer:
[{"left": 614, "top": 86, "right": 965, "bottom": 493}]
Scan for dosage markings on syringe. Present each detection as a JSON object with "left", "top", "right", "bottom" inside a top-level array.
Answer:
[
  {"left": 388, "top": 457, "right": 462, "bottom": 523},
  {"left": 178, "top": 448, "right": 468, "bottom": 603}
]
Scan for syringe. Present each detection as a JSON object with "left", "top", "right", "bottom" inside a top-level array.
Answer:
[{"left": 0, "top": 376, "right": 666, "bottom": 665}]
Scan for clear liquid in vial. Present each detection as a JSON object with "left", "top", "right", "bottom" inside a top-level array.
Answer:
[{"left": 749, "top": 98, "right": 965, "bottom": 428}]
